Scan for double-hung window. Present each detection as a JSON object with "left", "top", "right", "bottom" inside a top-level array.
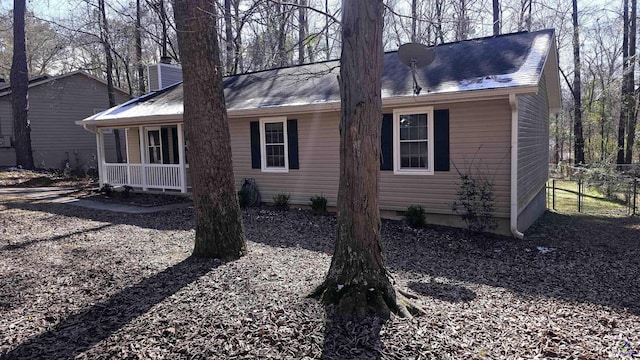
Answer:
[
  {"left": 260, "top": 117, "right": 289, "bottom": 172},
  {"left": 146, "top": 128, "right": 163, "bottom": 164},
  {"left": 393, "top": 107, "right": 434, "bottom": 175}
]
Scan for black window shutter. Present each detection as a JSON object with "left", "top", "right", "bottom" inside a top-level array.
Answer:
[
  {"left": 161, "top": 127, "right": 170, "bottom": 164},
  {"left": 287, "top": 119, "right": 299, "bottom": 169},
  {"left": 250, "top": 121, "right": 261, "bottom": 169},
  {"left": 380, "top": 114, "right": 393, "bottom": 170},
  {"left": 171, "top": 127, "right": 179, "bottom": 164},
  {"left": 434, "top": 109, "right": 450, "bottom": 172}
]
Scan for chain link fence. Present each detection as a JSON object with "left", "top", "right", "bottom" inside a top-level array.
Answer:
[{"left": 547, "top": 178, "right": 639, "bottom": 216}]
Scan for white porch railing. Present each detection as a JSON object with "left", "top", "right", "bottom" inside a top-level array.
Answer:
[{"left": 103, "top": 163, "right": 182, "bottom": 190}]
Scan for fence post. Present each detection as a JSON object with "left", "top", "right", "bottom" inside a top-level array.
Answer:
[
  {"left": 552, "top": 179, "right": 556, "bottom": 210},
  {"left": 578, "top": 179, "right": 582, "bottom": 213},
  {"left": 634, "top": 179, "right": 638, "bottom": 216}
]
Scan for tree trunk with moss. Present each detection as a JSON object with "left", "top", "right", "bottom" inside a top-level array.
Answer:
[
  {"left": 173, "top": 0, "right": 246, "bottom": 260},
  {"left": 311, "top": 0, "right": 420, "bottom": 319}
]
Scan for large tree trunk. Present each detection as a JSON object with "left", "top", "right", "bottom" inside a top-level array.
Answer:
[
  {"left": 99, "top": 0, "right": 123, "bottom": 163},
  {"left": 298, "top": 0, "right": 307, "bottom": 65},
  {"left": 435, "top": 0, "right": 445, "bottom": 44},
  {"left": 572, "top": 0, "right": 584, "bottom": 165},
  {"left": 618, "top": 0, "right": 630, "bottom": 166},
  {"left": 411, "top": 0, "right": 418, "bottom": 42},
  {"left": 311, "top": 0, "right": 420, "bottom": 319},
  {"left": 173, "top": 0, "right": 246, "bottom": 260},
  {"left": 625, "top": 0, "right": 637, "bottom": 164},
  {"left": 492, "top": 0, "right": 500, "bottom": 36},
  {"left": 11, "top": 0, "right": 34, "bottom": 169},
  {"left": 224, "top": 0, "right": 234, "bottom": 74},
  {"left": 136, "top": 0, "right": 145, "bottom": 95},
  {"left": 160, "top": 0, "right": 168, "bottom": 59}
]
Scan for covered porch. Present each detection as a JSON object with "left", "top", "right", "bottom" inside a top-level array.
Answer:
[{"left": 96, "top": 123, "right": 190, "bottom": 193}]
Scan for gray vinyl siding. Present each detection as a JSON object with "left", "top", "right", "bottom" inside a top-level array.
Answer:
[
  {"left": 0, "top": 98, "right": 14, "bottom": 166},
  {"left": 148, "top": 66, "right": 160, "bottom": 92},
  {"left": 0, "top": 73, "right": 129, "bottom": 169},
  {"left": 148, "top": 64, "right": 182, "bottom": 91},
  {"left": 229, "top": 99, "right": 512, "bottom": 218},
  {"left": 517, "top": 77, "right": 549, "bottom": 212}
]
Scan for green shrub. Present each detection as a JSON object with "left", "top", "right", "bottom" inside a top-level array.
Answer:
[
  {"left": 583, "top": 164, "right": 628, "bottom": 201},
  {"left": 272, "top": 193, "right": 290, "bottom": 210},
  {"left": 237, "top": 189, "right": 249, "bottom": 208},
  {"left": 452, "top": 173, "right": 497, "bottom": 232},
  {"left": 405, "top": 204, "right": 426, "bottom": 227},
  {"left": 310, "top": 194, "right": 328, "bottom": 213}
]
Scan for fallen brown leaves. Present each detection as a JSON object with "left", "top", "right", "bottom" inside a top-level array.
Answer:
[{"left": 1, "top": 198, "right": 639, "bottom": 359}]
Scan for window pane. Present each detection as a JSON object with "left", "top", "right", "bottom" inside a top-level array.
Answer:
[
  {"left": 266, "top": 144, "right": 285, "bottom": 167},
  {"left": 149, "top": 131, "right": 160, "bottom": 146},
  {"left": 400, "top": 140, "right": 428, "bottom": 169},
  {"left": 418, "top": 125, "right": 427, "bottom": 140},
  {"left": 399, "top": 114, "right": 428, "bottom": 141},
  {"left": 265, "top": 122, "right": 285, "bottom": 145}
]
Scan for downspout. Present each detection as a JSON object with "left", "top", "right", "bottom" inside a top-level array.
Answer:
[
  {"left": 82, "top": 123, "right": 97, "bottom": 134},
  {"left": 509, "top": 93, "right": 525, "bottom": 239}
]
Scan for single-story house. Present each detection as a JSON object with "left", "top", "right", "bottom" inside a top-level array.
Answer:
[
  {"left": 0, "top": 71, "right": 129, "bottom": 170},
  {"left": 77, "top": 29, "right": 561, "bottom": 237}
]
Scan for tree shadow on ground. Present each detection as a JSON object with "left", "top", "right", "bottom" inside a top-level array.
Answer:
[
  {"left": 1, "top": 200, "right": 194, "bottom": 231},
  {"left": 1, "top": 224, "right": 113, "bottom": 252},
  {"left": 321, "top": 308, "right": 384, "bottom": 360},
  {"left": 246, "top": 207, "right": 640, "bottom": 316},
  {"left": 1, "top": 257, "right": 219, "bottom": 360},
  {"left": 408, "top": 280, "right": 476, "bottom": 303}
]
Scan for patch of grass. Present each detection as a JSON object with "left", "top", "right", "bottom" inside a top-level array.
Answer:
[{"left": 547, "top": 180, "right": 630, "bottom": 215}]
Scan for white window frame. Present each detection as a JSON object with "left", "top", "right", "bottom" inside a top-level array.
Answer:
[
  {"left": 145, "top": 127, "right": 163, "bottom": 164},
  {"left": 393, "top": 106, "right": 434, "bottom": 175},
  {"left": 259, "top": 117, "right": 289, "bottom": 173}
]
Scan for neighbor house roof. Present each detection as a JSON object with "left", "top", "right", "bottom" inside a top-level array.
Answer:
[
  {"left": 79, "top": 29, "right": 561, "bottom": 128},
  {"left": 0, "top": 70, "right": 130, "bottom": 98}
]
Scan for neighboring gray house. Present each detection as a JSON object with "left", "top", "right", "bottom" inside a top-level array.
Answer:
[
  {"left": 0, "top": 71, "right": 129, "bottom": 170},
  {"left": 77, "top": 29, "right": 561, "bottom": 237}
]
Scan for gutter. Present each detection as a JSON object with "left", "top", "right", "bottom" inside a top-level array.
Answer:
[
  {"left": 82, "top": 123, "right": 97, "bottom": 134},
  {"left": 509, "top": 93, "right": 524, "bottom": 239}
]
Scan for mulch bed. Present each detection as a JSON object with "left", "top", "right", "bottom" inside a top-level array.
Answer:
[
  {"left": 0, "top": 169, "right": 93, "bottom": 188},
  {"left": 74, "top": 189, "right": 193, "bottom": 208},
  {"left": 1, "top": 197, "right": 639, "bottom": 359}
]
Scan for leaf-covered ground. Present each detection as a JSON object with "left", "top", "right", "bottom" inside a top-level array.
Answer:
[{"left": 1, "top": 195, "right": 639, "bottom": 359}]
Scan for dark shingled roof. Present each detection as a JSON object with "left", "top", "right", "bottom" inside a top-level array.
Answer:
[{"left": 82, "top": 29, "right": 556, "bottom": 123}]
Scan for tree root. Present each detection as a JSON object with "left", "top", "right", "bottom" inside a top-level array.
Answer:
[{"left": 309, "top": 282, "right": 426, "bottom": 319}]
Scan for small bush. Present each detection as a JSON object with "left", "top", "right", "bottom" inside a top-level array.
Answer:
[
  {"left": 99, "top": 183, "right": 114, "bottom": 197},
  {"left": 310, "top": 194, "right": 328, "bottom": 213},
  {"left": 405, "top": 204, "right": 426, "bottom": 227},
  {"left": 451, "top": 152, "right": 497, "bottom": 233},
  {"left": 452, "top": 173, "right": 497, "bottom": 233},
  {"left": 272, "top": 193, "right": 290, "bottom": 210},
  {"left": 237, "top": 189, "right": 249, "bottom": 208},
  {"left": 239, "top": 178, "right": 261, "bottom": 207}
]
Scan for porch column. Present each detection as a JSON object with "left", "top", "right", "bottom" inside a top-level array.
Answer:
[
  {"left": 138, "top": 126, "right": 148, "bottom": 191},
  {"left": 124, "top": 128, "right": 131, "bottom": 185},
  {"left": 96, "top": 129, "right": 106, "bottom": 188},
  {"left": 177, "top": 123, "right": 187, "bottom": 193}
]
